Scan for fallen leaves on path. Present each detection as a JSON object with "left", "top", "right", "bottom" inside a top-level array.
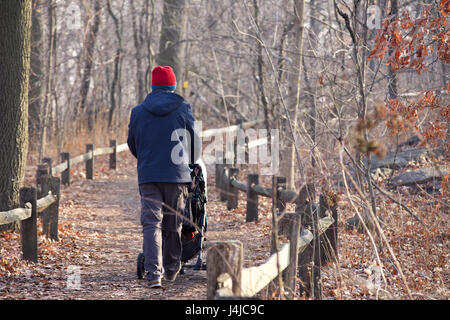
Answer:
[{"left": 1, "top": 153, "right": 448, "bottom": 300}]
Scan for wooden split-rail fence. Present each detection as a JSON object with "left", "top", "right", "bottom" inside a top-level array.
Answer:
[
  {"left": 207, "top": 153, "right": 339, "bottom": 300},
  {"left": 0, "top": 140, "right": 129, "bottom": 263},
  {"left": 1, "top": 119, "right": 338, "bottom": 300},
  {"left": 0, "top": 119, "right": 264, "bottom": 263}
]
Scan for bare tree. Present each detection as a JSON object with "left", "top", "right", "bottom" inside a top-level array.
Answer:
[
  {"left": 29, "top": 0, "right": 44, "bottom": 147},
  {"left": 76, "top": 0, "right": 101, "bottom": 129},
  {"left": 106, "top": 0, "right": 124, "bottom": 128},
  {"left": 39, "top": 0, "right": 56, "bottom": 162},
  {"left": 285, "top": 0, "right": 306, "bottom": 190}
]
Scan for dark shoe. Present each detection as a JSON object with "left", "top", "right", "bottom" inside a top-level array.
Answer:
[
  {"left": 164, "top": 265, "right": 181, "bottom": 282},
  {"left": 148, "top": 278, "right": 162, "bottom": 288},
  {"left": 164, "top": 272, "right": 178, "bottom": 282}
]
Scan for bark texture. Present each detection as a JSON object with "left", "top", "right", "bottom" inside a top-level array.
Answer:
[
  {"left": 158, "top": 0, "right": 187, "bottom": 88},
  {"left": 0, "top": 0, "right": 32, "bottom": 230}
]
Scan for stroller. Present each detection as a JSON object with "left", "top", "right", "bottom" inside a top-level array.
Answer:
[{"left": 137, "top": 159, "right": 207, "bottom": 279}]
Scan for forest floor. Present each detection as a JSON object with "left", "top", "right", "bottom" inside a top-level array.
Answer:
[{"left": 0, "top": 150, "right": 448, "bottom": 300}]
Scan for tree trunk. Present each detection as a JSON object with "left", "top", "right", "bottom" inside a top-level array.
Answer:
[
  {"left": 158, "top": 0, "right": 187, "bottom": 90},
  {"left": 145, "top": 0, "right": 157, "bottom": 94},
  {"left": 28, "top": 0, "right": 43, "bottom": 148},
  {"left": 253, "top": 0, "right": 272, "bottom": 143},
  {"left": 387, "top": 0, "right": 398, "bottom": 99},
  {"left": 284, "top": 0, "right": 305, "bottom": 190},
  {"left": 305, "top": 0, "right": 320, "bottom": 169},
  {"left": 130, "top": 0, "right": 146, "bottom": 103},
  {"left": 0, "top": 0, "right": 32, "bottom": 231},
  {"left": 39, "top": 0, "right": 56, "bottom": 162},
  {"left": 106, "top": 0, "right": 123, "bottom": 128},
  {"left": 76, "top": 0, "right": 101, "bottom": 124}
]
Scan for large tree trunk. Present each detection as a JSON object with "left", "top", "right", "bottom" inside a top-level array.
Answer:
[
  {"left": 0, "top": 0, "right": 32, "bottom": 231},
  {"left": 158, "top": 0, "right": 187, "bottom": 91}
]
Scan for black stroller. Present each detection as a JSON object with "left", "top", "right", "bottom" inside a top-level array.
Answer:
[{"left": 137, "top": 162, "right": 207, "bottom": 279}]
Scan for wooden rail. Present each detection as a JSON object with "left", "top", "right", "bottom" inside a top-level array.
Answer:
[
  {"left": 230, "top": 217, "right": 333, "bottom": 298},
  {"left": 201, "top": 119, "right": 265, "bottom": 138},
  {"left": 0, "top": 205, "right": 32, "bottom": 226},
  {"left": 0, "top": 192, "right": 57, "bottom": 226}
]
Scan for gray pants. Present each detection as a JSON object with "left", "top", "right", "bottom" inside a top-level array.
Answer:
[{"left": 139, "top": 182, "right": 187, "bottom": 281}]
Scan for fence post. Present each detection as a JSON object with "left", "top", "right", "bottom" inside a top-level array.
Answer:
[
  {"left": 297, "top": 201, "right": 322, "bottom": 299},
  {"left": 311, "top": 212, "right": 322, "bottom": 300},
  {"left": 220, "top": 167, "right": 228, "bottom": 202},
  {"left": 296, "top": 189, "right": 309, "bottom": 298},
  {"left": 233, "top": 119, "right": 242, "bottom": 166},
  {"left": 42, "top": 157, "right": 53, "bottom": 176},
  {"left": 275, "top": 211, "right": 301, "bottom": 298},
  {"left": 215, "top": 151, "right": 224, "bottom": 189},
  {"left": 49, "top": 176, "right": 61, "bottom": 241},
  {"left": 298, "top": 238, "right": 312, "bottom": 298},
  {"left": 285, "top": 212, "right": 301, "bottom": 298},
  {"left": 36, "top": 163, "right": 49, "bottom": 186},
  {"left": 236, "top": 121, "right": 247, "bottom": 167},
  {"left": 61, "top": 152, "right": 70, "bottom": 186},
  {"left": 20, "top": 187, "right": 38, "bottom": 262},
  {"left": 86, "top": 144, "right": 94, "bottom": 179},
  {"left": 227, "top": 168, "right": 239, "bottom": 210},
  {"left": 246, "top": 174, "right": 259, "bottom": 222},
  {"left": 268, "top": 175, "right": 284, "bottom": 298},
  {"left": 206, "top": 240, "right": 243, "bottom": 299},
  {"left": 233, "top": 134, "right": 238, "bottom": 167},
  {"left": 319, "top": 193, "right": 338, "bottom": 264},
  {"left": 276, "top": 176, "right": 287, "bottom": 212},
  {"left": 110, "top": 140, "right": 117, "bottom": 170},
  {"left": 36, "top": 163, "right": 50, "bottom": 237},
  {"left": 270, "top": 175, "right": 279, "bottom": 254},
  {"left": 330, "top": 201, "right": 338, "bottom": 260}
]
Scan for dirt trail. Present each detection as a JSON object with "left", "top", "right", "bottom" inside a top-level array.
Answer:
[
  {"left": 1, "top": 152, "right": 273, "bottom": 300},
  {"left": 5, "top": 151, "right": 445, "bottom": 300},
  {"left": 1, "top": 154, "right": 205, "bottom": 299},
  {"left": 54, "top": 155, "right": 210, "bottom": 299}
]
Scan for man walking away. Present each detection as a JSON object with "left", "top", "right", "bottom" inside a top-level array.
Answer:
[{"left": 127, "top": 66, "right": 201, "bottom": 288}]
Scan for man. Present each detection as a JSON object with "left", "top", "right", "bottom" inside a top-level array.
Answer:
[{"left": 127, "top": 66, "right": 200, "bottom": 288}]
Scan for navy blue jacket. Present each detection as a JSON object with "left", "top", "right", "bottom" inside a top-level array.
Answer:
[{"left": 127, "top": 89, "right": 200, "bottom": 184}]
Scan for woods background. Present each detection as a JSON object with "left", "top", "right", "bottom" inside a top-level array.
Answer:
[
  {"left": 27, "top": 0, "right": 448, "bottom": 185},
  {"left": 0, "top": 0, "right": 448, "bottom": 300}
]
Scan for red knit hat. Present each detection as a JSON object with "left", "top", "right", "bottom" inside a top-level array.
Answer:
[{"left": 151, "top": 66, "right": 177, "bottom": 90}]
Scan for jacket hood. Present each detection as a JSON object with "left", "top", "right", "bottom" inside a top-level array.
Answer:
[{"left": 142, "top": 89, "right": 184, "bottom": 116}]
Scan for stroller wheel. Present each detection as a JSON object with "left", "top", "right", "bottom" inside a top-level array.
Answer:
[{"left": 137, "top": 252, "right": 145, "bottom": 279}]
